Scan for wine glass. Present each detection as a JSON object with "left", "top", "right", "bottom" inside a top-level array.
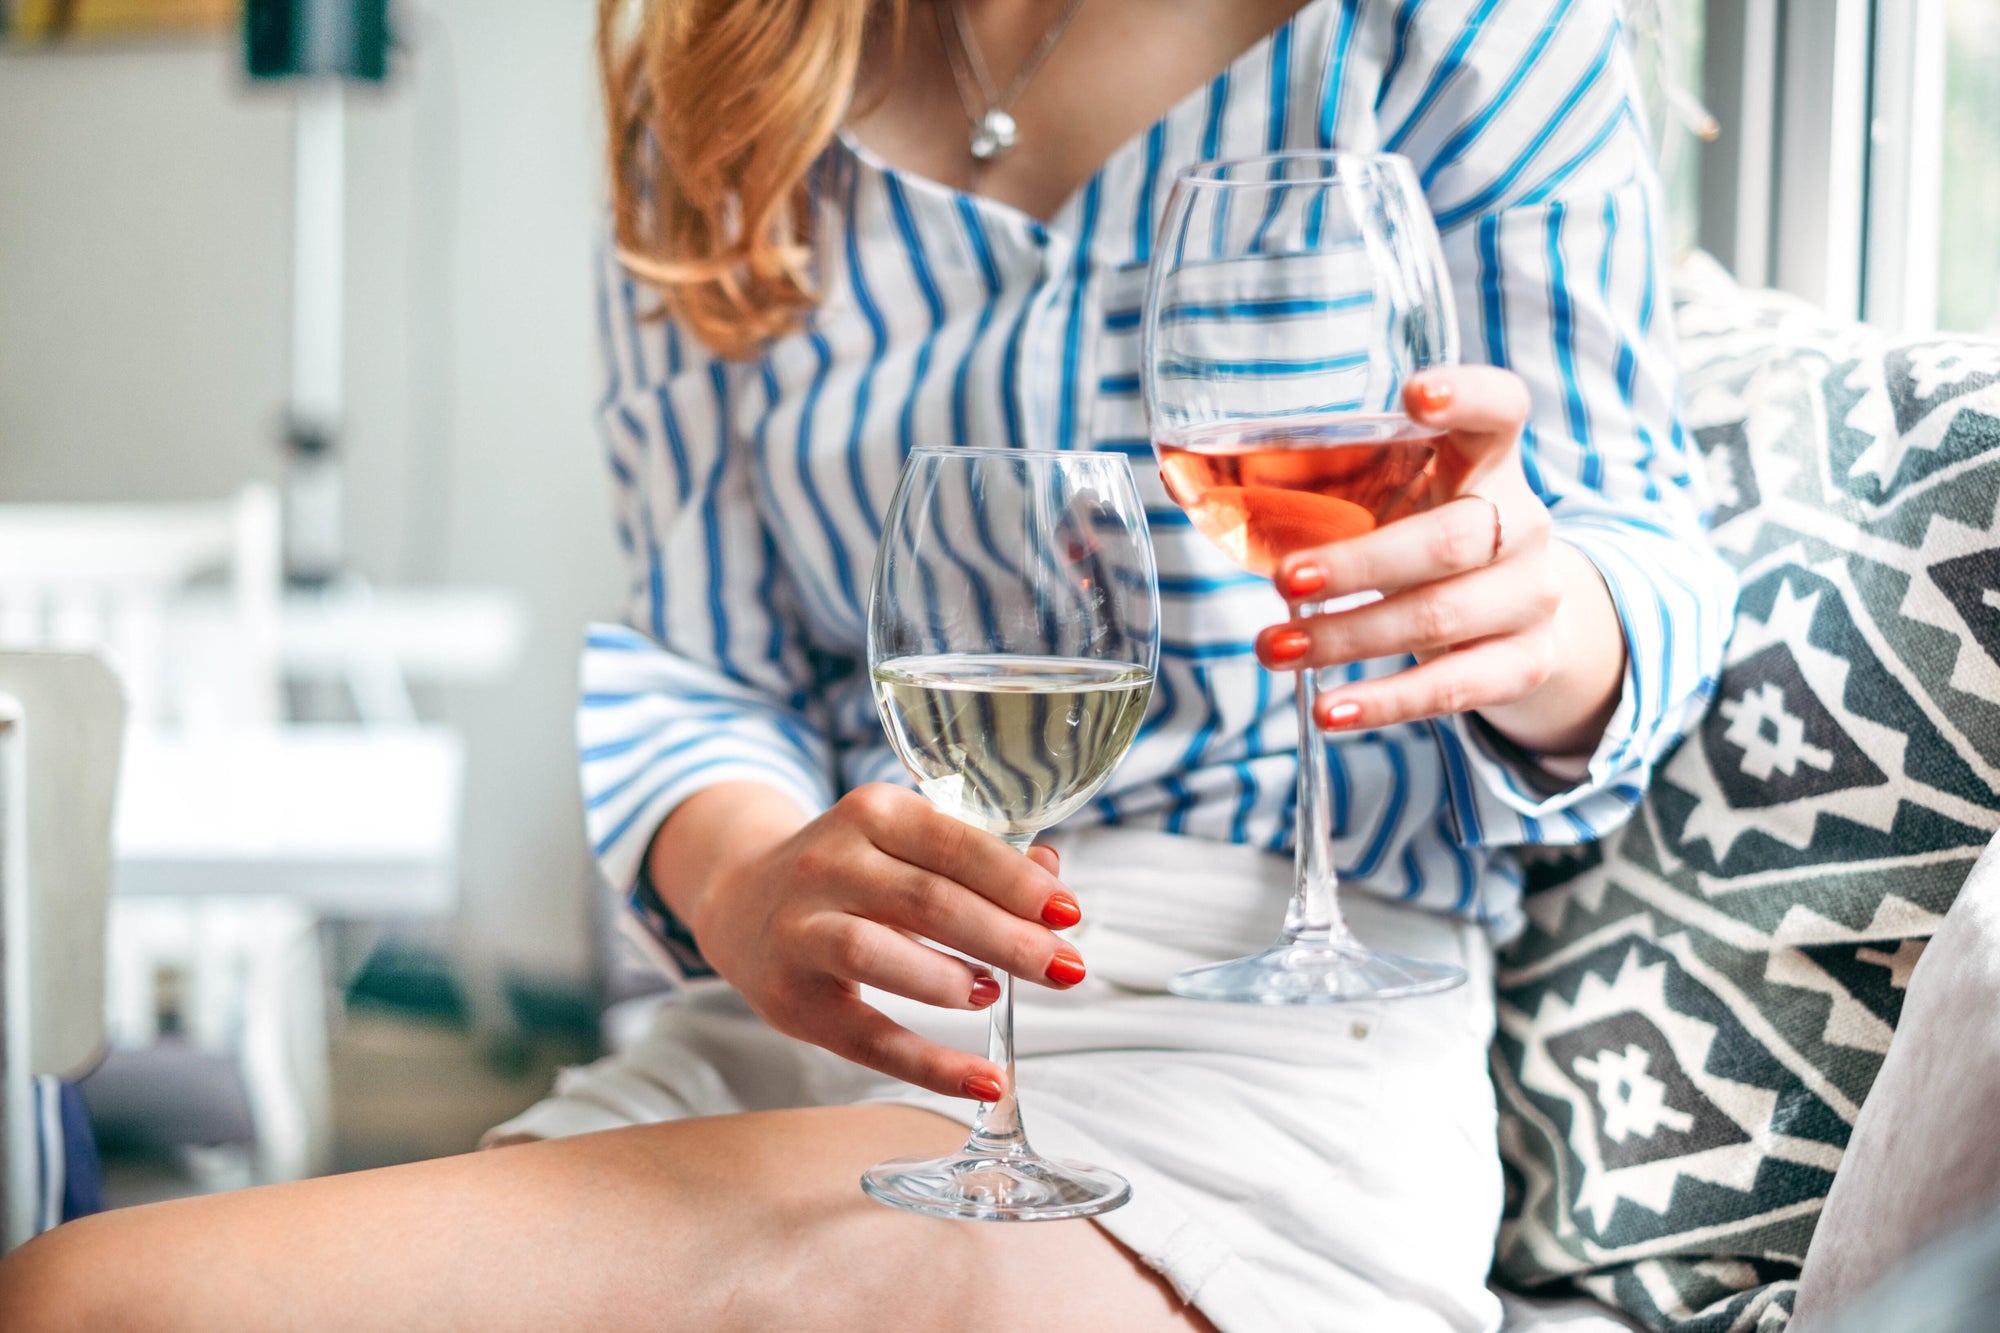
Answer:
[
  {"left": 1141, "top": 150, "right": 1468, "bottom": 1004},
  {"left": 862, "top": 446, "right": 1160, "bottom": 1222}
]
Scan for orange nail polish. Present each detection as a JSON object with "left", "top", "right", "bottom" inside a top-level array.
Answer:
[
  {"left": 1283, "top": 563, "right": 1327, "bottom": 599},
  {"left": 1318, "top": 699, "right": 1363, "bottom": 728},
  {"left": 969, "top": 974, "right": 1002, "bottom": 1007},
  {"left": 1408, "top": 378, "right": 1454, "bottom": 417},
  {"left": 1262, "top": 627, "right": 1313, "bottom": 665},
  {"left": 963, "top": 1073, "right": 1004, "bottom": 1102},
  {"left": 1045, "top": 948, "right": 1087, "bottom": 987},
  {"left": 1041, "top": 890, "right": 1082, "bottom": 929}
]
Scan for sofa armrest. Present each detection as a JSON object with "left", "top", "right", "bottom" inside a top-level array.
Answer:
[{"left": 1794, "top": 831, "right": 2000, "bottom": 1322}]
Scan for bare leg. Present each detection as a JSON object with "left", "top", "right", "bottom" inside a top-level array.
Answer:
[{"left": 0, "top": 1106, "right": 1216, "bottom": 1332}]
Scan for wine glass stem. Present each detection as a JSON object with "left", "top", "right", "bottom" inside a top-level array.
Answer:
[
  {"left": 964, "top": 832, "right": 1036, "bottom": 1156},
  {"left": 1288, "top": 600, "right": 1347, "bottom": 946}
]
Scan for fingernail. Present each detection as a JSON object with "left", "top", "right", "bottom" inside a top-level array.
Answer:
[
  {"left": 1261, "top": 627, "right": 1313, "bottom": 665},
  {"left": 1317, "top": 699, "right": 1363, "bottom": 729},
  {"left": 1408, "top": 378, "right": 1454, "bottom": 417},
  {"left": 968, "top": 974, "right": 1002, "bottom": 1007},
  {"left": 1041, "top": 890, "right": 1082, "bottom": 929},
  {"left": 1045, "top": 947, "right": 1087, "bottom": 987},
  {"left": 962, "top": 1073, "right": 1004, "bottom": 1103},
  {"left": 1282, "top": 563, "right": 1327, "bottom": 599}
]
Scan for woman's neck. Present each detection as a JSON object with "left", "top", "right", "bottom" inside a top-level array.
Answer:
[{"left": 849, "top": 0, "right": 1313, "bottom": 223}]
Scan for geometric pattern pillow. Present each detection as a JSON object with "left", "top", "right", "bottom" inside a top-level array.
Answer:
[{"left": 1490, "top": 253, "right": 2000, "bottom": 1333}]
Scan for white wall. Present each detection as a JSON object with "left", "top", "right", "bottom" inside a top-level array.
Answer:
[{"left": 0, "top": 2, "right": 622, "bottom": 984}]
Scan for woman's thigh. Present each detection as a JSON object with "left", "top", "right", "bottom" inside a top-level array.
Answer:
[{"left": 0, "top": 1106, "right": 1212, "bottom": 1332}]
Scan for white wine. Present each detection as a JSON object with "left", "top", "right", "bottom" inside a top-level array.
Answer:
[{"left": 872, "top": 654, "right": 1153, "bottom": 837}]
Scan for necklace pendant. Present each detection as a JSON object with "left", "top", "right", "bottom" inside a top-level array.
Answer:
[{"left": 969, "top": 108, "right": 1018, "bottom": 160}]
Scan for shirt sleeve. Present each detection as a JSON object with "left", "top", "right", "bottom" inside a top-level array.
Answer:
[
  {"left": 1374, "top": 0, "right": 1737, "bottom": 847},
  {"left": 579, "top": 242, "right": 834, "bottom": 981}
]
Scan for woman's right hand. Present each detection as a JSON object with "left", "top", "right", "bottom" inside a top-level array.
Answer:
[{"left": 657, "top": 782, "right": 1087, "bottom": 1102}]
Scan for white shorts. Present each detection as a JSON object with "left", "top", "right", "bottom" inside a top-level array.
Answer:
[{"left": 489, "top": 829, "right": 1504, "bottom": 1333}]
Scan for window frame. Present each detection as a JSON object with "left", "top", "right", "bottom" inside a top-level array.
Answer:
[{"left": 1695, "top": 0, "right": 1953, "bottom": 332}]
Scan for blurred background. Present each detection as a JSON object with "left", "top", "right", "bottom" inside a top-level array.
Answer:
[
  {"left": 1, "top": 0, "right": 617, "bottom": 1209},
  {"left": 0, "top": 0, "right": 1996, "bottom": 1222}
]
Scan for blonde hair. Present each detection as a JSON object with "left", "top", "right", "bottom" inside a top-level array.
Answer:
[{"left": 598, "top": 0, "right": 905, "bottom": 360}]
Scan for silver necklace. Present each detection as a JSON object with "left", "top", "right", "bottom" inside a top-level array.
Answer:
[{"left": 936, "top": 0, "right": 1089, "bottom": 161}]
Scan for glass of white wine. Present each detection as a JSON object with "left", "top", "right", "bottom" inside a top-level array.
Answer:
[{"left": 861, "top": 446, "right": 1161, "bottom": 1222}]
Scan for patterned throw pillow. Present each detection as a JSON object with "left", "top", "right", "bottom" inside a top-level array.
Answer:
[{"left": 1490, "top": 255, "right": 2000, "bottom": 1332}]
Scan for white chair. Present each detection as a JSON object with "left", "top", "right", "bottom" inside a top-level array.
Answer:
[
  {"left": 0, "top": 651, "right": 124, "bottom": 1250},
  {"left": 101, "top": 897, "right": 330, "bottom": 1186},
  {"left": 0, "top": 490, "right": 333, "bottom": 1186},
  {"left": 0, "top": 486, "right": 281, "bottom": 731}
]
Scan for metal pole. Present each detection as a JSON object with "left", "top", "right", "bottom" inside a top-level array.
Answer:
[
  {"left": 291, "top": 78, "right": 345, "bottom": 436},
  {"left": 287, "top": 78, "right": 347, "bottom": 585}
]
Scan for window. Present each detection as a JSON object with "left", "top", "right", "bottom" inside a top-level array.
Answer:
[
  {"left": 1624, "top": 0, "right": 1711, "bottom": 254},
  {"left": 1690, "top": 0, "right": 2000, "bottom": 337},
  {"left": 1936, "top": 0, "right": 2000, "bottom": 335}
]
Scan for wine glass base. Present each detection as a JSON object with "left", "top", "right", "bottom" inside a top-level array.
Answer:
[
  {"left": 1168, "top": 940, "right": 1466, "bottom": 1004},
  {"left": 861, "top": 1149, "right": 1133, "bottom": 1222}
]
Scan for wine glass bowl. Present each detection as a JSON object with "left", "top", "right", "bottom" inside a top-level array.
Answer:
[
  {"left": 1157, "top": 423, "right": 1439, "bottom": 578},
  {"left": 1143, "top": 151, "right": 1469, "bottom": 1004},
  {"left": 862, "top": 446, "right": 1160, "bottom": 1221}
]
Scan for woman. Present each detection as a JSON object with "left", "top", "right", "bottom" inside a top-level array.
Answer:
[{"left": 0, "top": 1, "right": 1732, "bottom": 1328}]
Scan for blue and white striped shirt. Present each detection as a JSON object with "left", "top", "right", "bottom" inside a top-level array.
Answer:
[{"left": 581, "top": 0, "right": 1736, "bottom": 978}]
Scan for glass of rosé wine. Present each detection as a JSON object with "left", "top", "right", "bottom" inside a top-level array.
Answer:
[{"left": 1141, "top": 150, "right": 1468, "bottom": 1004}]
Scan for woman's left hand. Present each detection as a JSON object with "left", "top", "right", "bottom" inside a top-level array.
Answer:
[{"left": 1254, "top": 364, "right": 1625, "bottom": 758}]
